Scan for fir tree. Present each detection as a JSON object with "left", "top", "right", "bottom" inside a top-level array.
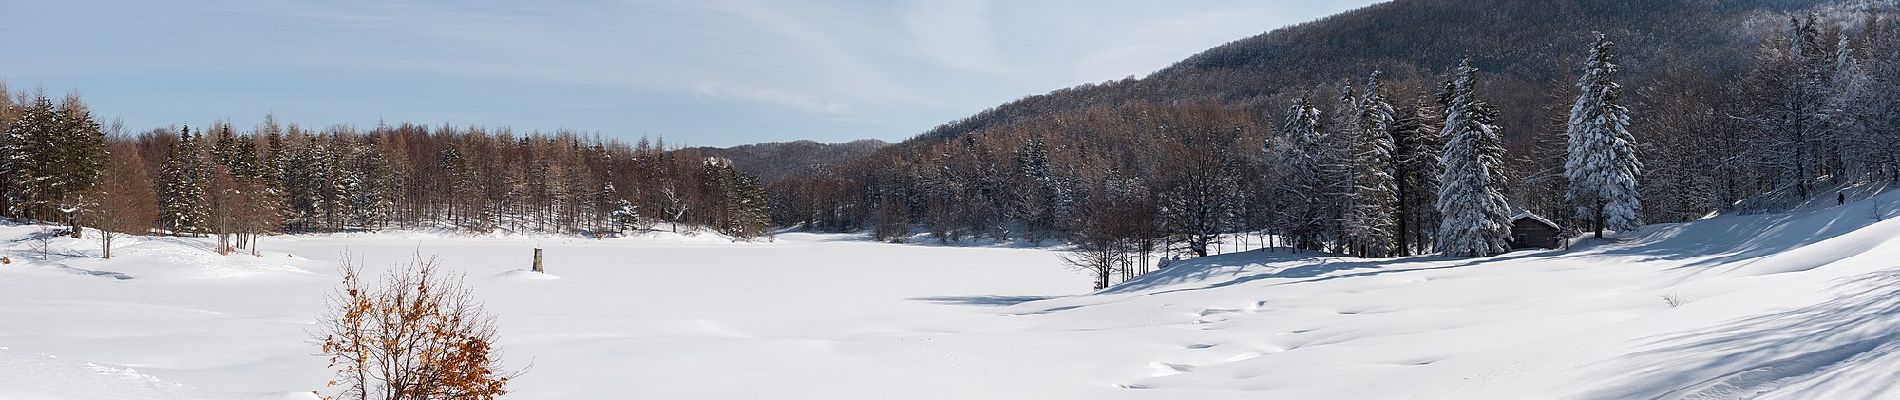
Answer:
[
  {"left": 1014, "top": 136, "right": 1056, "bottom": 243},
  {"left": 1279, "top": 96, "right": 1328, "bottom": 250},
  {"left": 281, "top": 134, "right": 336, "bottom": 232},
  {"left": 262, "top": 117, "right": 286, "bottom": 186},
  {"left": 211, "top": 122, "right": 240, "bottom": 169},
  {"left": 1, "top": 95, "right": 57, "bottom": 218},
  {"left": 51, "top": 98, "right": 107, "bottom": 237},
  {"left": 723, "top": 168, "right": 771, "bottom": 239},
  {"left": 1436, "top": 58, "right": 1514, "bottom": 257},
  {"left": 158, "top": 127, "right": 209, "bottom": 235},
  {"left": 345, "top": 143, "right": 395, "bottom": 229},
  {"left": 1565, "top": 33, "right": 1644, "bottom": 238},
  {"left": 1344, "top": 71, "right": 1399, "bottom": 256},
  {"left": 1393, "top": 97, "right": 1445, "bottom": 255}
]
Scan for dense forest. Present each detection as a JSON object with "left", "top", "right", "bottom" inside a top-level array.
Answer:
[
  {"left": 770, "top": 0, "right": 1900, "bottom": 287},
  {"left": 0, "top": 87, "right": 774, "bottom": 257},
  {"left": 687, "top": 139, "right": 888, "bottom": 183}
]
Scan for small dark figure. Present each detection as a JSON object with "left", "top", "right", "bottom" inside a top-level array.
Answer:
[{"left": 1839, "top": 192, "right": 1846, "bottom": 206}]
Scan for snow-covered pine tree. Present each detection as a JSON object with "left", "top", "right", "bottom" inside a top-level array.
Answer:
[
  {"left": 230, "top": 132, "right": 267, "bottom": 182},
  {"left": 281, "top": 133, "right": 337, "bottom": 232},
  {"left": 1279, "top": 95, "right": 1328, "bottom": 251},
  {"left": 1014, "top": 136, "right": 1055, "bottom": 243},
  {"left": 611, "top": 197, "right": 640, "bottom": 233},
  {"left": 318, "top": 134, "right": 351, "bottom": 231},
  {"left": 51, "top": 97, "right": 106, "bottom": 237},
  {"left": 1344, "top": 71, "right": 1399, "bottom": 257},
  {"left": 345, "top": 143, "right": 395, "bottom": 229},
  {"left": 1565, "top": 32, "right": 1644, "bottom": 238},
  {"left": 1322, "top": 82, "right": 1360, "bottom": 251},
  {"left": 261, "top": 114, "right": 286, "bottom": 184},
  {"left": 158, "top": 127, "right": 209, "bottom": 235},
  {"left": 723, "top": 167, "right": 770, "bottom": 239},
  {"left": 1436, "top": 57, "right": 1514, "bottom": 257},
  {"left": 210, "top": 122, "right": 240, "bottom": 169},
  {"left": 0, "top": 95, "right": 58, "bottom": 218},
  {"left": 0, "top": 98, "right": 27, "bottom": 217},
  {"left": 1393, "top": 96, "right": 1445, "bottom": 256}
]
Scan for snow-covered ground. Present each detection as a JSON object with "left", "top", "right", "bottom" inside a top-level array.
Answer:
[{"left": 2, "top": 190, "right": 1899, "bottom": 399}]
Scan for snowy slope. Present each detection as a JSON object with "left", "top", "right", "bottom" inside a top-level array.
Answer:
[{"left": 0, "top": 190, "right": 1897, "bottom": 399}]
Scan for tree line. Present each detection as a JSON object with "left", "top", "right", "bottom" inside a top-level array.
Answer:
[
  {"left": 775, "top": 12, "right": 1900, "bottom": 289},
  {"left": 0, "top": 86, "right": 773, "bottom": 257}
]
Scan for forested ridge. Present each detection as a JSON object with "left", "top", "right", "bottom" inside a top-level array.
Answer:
[
  {"left": 769, "top": 0, "right": 1900, "bottom": 287},
  {"left": 687, "top": 139, "right": 888, "bottom": 183}
]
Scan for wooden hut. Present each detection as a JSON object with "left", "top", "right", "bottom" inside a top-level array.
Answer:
[{"left": 1508, "top": 212, "right": 1564, "bottom": 249}]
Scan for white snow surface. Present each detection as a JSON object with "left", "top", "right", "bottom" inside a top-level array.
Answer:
[{"left": 4, "top": 190, "right": 1900, "bottom": 399}]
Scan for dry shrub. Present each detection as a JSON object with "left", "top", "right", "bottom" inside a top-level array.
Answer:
[{"left": 317, "top": 255, "right": 516, "bottom": 400}]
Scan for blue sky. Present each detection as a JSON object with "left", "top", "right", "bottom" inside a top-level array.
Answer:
[{"left": 4, "top": 0, "right": 1380, "bottom": 147}]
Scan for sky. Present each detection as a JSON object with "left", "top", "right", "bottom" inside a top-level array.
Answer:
[{"left": 3, "top": 0, "right": 1382, "bottom": 147}]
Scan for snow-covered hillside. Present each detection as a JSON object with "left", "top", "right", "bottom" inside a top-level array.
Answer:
[{"left": 1, "top": 191, "right": 1898, "bottom": 399}]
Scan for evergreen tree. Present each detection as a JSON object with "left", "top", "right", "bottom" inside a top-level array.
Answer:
[
  {"left": 210, "top": 122, "right": 240, "bottom": 169},
  {"left": 281, "top": 134, "right": 335, "bottom": 232},
  {"left": 1321, "top": 82, "right": 1360, "bottom": 251},
  {"left": 1436, "top": 58, "right": 1514, "bottom": 257},
  {"left": 158, "top": 127, "right": 209, "bottom": 235},
  {"left": 1565, "top": 33, "right": 1644, "bottom": 238},
  {"left": 345, "top": 143, "right": 395, "bottom": 229},
  {"left": 1393, "top": 96, "right": 1445, "bottom": 256},
  {"left": 1344, "top": 71, "right": 1399, "bottom": 256},
  {"left": 0, "top": 94, "right": 105, "bottom": 230},
  {"left": 723, "top": 167, "right": 771, "bottom": 239},
  {"left": 603, "top": 181, "right": 644, "bottom": 234},
  {"left": 1, "top": 95, "right": 57, "bottom": 218},
  {"left": 51, "top": 98, "right": 107, "bottom": 237},
  {"left": 231, "top": 134, "right": 267, "bottom": 181},
  {"left": 262, "top": 117, "right": 286, "bottom": 186},
  {"left": 1014, "top": 136, "right": 1057, "bottom": 243},
  {"left": 1279, "top": 96, "right": 1328, "bottom": 250}
]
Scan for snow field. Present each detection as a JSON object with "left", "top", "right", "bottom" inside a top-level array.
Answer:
[{"left": 0, "top": 189, "right": 1898, "bottom": 399}]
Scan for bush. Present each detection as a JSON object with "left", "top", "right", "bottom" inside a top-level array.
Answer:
[{"left": 316, "top": 255, "right": 515, "bottom": 400}]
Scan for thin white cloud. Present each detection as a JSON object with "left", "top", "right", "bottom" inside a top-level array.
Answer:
[
  {"left": 4, "top": 0, "right": 1383, "bottom": 146},
  {"left": 903, "top": 0, "right": 1007, "bottom": 74},
  {"left": 709, "top": 0, "right": 922, "bottom": 103},
  {"left": 695, "top": 81, "right": 851, "bottom": 115}
]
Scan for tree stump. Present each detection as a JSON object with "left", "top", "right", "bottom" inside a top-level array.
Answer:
[{"left": 532, "top": 248, "right": 544, "bottom": 273}]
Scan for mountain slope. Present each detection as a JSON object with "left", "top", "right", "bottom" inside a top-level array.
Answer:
[
  {"left": 767, "top": 0, "right": 1893, "bottom": 239},
  {"left": 686, "top": 139, "right": 887, "bottom": 183},
  {"left": 912, "top": 0, "right": 1832, "bottom": 146}
]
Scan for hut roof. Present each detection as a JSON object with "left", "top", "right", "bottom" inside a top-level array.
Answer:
[{"left": 1510, "top": 211, "right": 1560, "bottom": 230}]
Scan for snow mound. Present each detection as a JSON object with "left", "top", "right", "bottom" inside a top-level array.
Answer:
[
  {"left": 87, "top": 237, "right": 317, "bottom": 280},
  {"left": 495, "top": 268, "right": 561, "bottom": 280},
  {"left": 0, "top": 226, "right": 318, "bottom": 281}
]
